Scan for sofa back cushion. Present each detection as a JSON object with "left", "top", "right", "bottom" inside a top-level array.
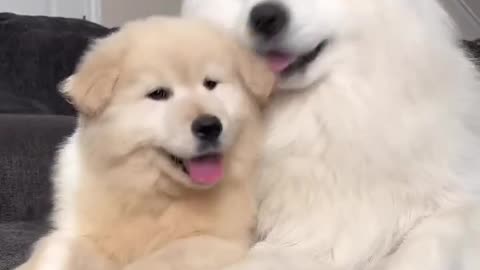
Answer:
[{"left": 0, "top": 13, "right": 114, "bottom": 115}]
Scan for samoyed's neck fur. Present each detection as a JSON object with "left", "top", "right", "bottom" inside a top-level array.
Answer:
[{"left": 257, "top": 0, "right": 479, "bottom": 267}]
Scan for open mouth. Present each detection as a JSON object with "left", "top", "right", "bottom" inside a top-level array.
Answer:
[
  {"left": 263, "top": 39, "right": 329, "bottom": 76},
  {"left": 168, "top": 153, "right": 224, "bottom": 186}
]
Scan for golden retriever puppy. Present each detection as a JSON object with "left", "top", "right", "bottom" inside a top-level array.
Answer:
[{"left": 16, "top": 16, "right": 275, "bottom": 270}]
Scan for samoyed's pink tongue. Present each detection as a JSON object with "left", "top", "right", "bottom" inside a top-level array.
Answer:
[
  {"left": 265, "top": 53, "right": 296, "bottom": 73},
  {"left": 186, "top": 155, "right": 224, "bottom": 185}
]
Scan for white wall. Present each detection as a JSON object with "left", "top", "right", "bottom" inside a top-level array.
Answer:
[
  {"left": 0, "top": 0, "right": 181, "bottom": 25},
  {"left": 50, "top": 0, "right": 88, "bottom": 19},
  {"left": 101, "top": 0, "right": 182, "bottom": 27},
  {"left": 0, "top": 0, "right": 51, "bottom": 15},
  {"left": 0, "top": 0, "right": 91, "bottom": 20}
]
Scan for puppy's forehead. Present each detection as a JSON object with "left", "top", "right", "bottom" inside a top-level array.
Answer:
[{"left": 123, "top": 23, "right": 237, "bottom": 83}]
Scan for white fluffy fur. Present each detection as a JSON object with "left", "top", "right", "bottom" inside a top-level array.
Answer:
[{"left": 182, "top": 0, "right": 480, "bottom": 269}]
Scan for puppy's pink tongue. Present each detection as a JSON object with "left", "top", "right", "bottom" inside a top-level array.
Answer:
[
  {"left": 265, "top": 53, "right": 295, "bottom": 73},
  {"left": 186, "top": 155, "right": 224, "bottom": 185}
]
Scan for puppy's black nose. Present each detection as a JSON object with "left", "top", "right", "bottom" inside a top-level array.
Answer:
[
  {"left": 249, "top": 2, "right": 289, "bottom": 39},
  {"left": 192, "top": 114, "right": 222, "bottom": 142}
]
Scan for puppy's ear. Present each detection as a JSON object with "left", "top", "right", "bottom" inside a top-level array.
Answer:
[
  {"left": 60, "top": 34, "right": 125, "bottom": 117},
  {"left": 234, "top": 44, "right": 276, "bottom": 106}
]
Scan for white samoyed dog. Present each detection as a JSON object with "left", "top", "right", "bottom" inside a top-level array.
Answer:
[{"left": 182, "top": 0, "right": 480, "bottom": 269}]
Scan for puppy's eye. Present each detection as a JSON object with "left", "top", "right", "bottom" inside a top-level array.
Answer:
[
  {"left": 203, "top": 78, "right": 219, "bottom": 91},
  {"left": 147, "top": 87, "right": 172, "bottom": 101}
]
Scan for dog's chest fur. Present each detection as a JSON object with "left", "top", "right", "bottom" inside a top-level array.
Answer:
[
  {"left": 255, "top": 80, "right": 470, "bottom": 267},
  {"left": 69, "top": 184, "right": 254, "bottom": 266}
]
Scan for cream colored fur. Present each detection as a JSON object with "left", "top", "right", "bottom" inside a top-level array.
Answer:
[
  {"left": 16, "top": 16, "right": 274, "bottom": 270},
  {"left": 182, "top": 0, "right": 480, "bottom": 269}
]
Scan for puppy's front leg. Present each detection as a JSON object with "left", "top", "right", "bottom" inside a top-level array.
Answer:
[
  {"left": 125, "top": 236, "right": 247, "bottom": 270},
  {"left": 15, "top": 232, "right": 116, "bottom": 270},
  {"left": 371, "top": 206, "right": 480, "bottom": 270}
]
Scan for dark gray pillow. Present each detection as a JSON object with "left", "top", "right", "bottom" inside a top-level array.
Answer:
[{"left": 0, "top": 13, "right": 114, "bottom": 116}]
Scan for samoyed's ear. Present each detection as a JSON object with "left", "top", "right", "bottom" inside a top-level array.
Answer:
[
  {"left": 233, "top": 43, "right": 276, "bottom": 106},
  {"left": 60, "top": 33, "right": 125, "bottom": 117}
]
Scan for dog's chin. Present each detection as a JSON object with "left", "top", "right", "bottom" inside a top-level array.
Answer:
[
  {"left": 164, "top": 150, "right": 225, "bottom": 190},
  {"left": 281, "top": 40, "right": 329, "bottom": 76},
  {"left": 259, "top": 39, "right": 330, "bottom": 91}
]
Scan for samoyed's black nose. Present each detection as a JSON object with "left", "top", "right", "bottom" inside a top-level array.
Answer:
[
  {"left": 192, "top": 114, "right": 222, "bottom": 142},
  {"left": 249, "top": 2, "right": 289, "bottom": 39}
]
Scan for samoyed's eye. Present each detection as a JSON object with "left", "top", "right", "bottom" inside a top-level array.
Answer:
[
  {"left": 203, "top": 78, "right": 219, "bottom": 91},
  {"left": 147, "top": 87, "right": 172, "bottom": 101}
]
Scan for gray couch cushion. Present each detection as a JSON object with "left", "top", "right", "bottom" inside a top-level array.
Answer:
[
  {"left": 0, "top": 114, "right": 75, "bottom": 223},
  {"left": 0, "top": 221, "right": 49, "bottom": 270},
  {"left": 0, "top": 12, "right": 114, "bottom": 115}
]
